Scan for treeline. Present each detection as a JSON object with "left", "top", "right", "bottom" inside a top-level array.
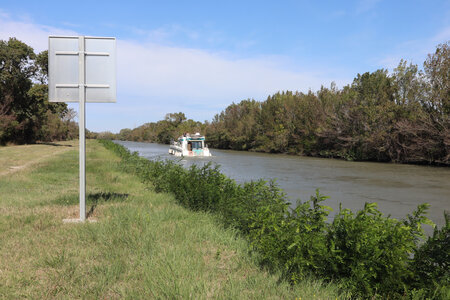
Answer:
[
  {"left": 100, "top": 139, "right": 450, "bottom": 299},
  {"left": 112, "top": 42, "right": 449, "bottom": 165},
  {"left": 109, "top": 112, "right": 208, "bottom": 143},
  {"left": 207, "top": 42, "right": 449, "bottom": 165},
  {"left": 0, "top": 38, "right": 78, "bottom": 145}
]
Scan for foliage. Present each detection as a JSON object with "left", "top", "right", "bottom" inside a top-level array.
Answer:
[
  {"left": 200, "top": 42, "right": 449, "bottom": 165},
  {"left": 324, "top": 203, "right": 424, "bottom": 298},
  {"left": 100, "top": 140, "right": 448, "bottom": 298},
  {"left": 101, "top": 41, "right": 449, "bottom": 165},
  {"left": 111, "top": 112, "right": 208, "bottom": 144},
  {"left": 424, "top": 42, "right": 450, "bottom": 116},
  {"left": 0, "top": 38, "right": 76, "bottom": 145},
  {"left": 1, "top": 140, "right": 343, "bottom": 299},
  {"left": 109, "top": 42, "right": 449, "bottom": 165},
  {"left": 410, "top": 213, "right": 450, "bottom": 299}
]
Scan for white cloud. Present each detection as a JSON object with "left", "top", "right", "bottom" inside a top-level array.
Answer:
[
  {"left": 0, "top": 13, "right": 346, "bottom": 132},
  {"left": 432, "top": 26, "right": 450, "bottom": 43},
  {"left": 378, "top": 26, "right": 450, "bottom": 70},
  {"left": 0, "top": 9, "right": 10, "bottom": 19},
  {"left": 117, "top": 40, "right": 335, "bottom": 105},
  {"left": 0, "top": 13, "right": 77, "bottom": 52},
  {"left": 355, "top": 0, "right": 382, "bottom": 14},
  {"left": 378, "top": 55, "right": 404, "bottom": 70}
]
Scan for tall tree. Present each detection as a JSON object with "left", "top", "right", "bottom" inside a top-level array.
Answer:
[
  {"left": 0, "top": 38, "right": 71, "bottom": 144},
  {"left": 424, "top": 41, "right": 450, "bottom": 116},
  {"left": 0, "top": 38, "right": 36, "bottom": 143}
]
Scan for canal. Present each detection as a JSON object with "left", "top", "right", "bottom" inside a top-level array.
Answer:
[{"left": 116, "top": 140, "right": 450, "bottom": 231}]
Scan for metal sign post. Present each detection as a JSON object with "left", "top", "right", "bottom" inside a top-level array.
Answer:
[
  {"left": 78, "top": 36, "right": 86, "bottom": 221},
  {"left": 49, "top": 36, "right": 116, "bottom": 222}
]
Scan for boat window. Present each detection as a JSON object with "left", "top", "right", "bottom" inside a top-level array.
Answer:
[{"left": 191, "top": 141, "right": 203, "bottom": 149}]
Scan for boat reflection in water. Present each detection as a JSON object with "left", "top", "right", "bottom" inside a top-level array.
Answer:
[{"left": 169, "top": 132, "right": 212, "bottom": 157}]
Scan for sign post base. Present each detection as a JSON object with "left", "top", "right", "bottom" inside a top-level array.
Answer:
[{"left": 63, "top": 218, "right": 98, "bottom": 224}]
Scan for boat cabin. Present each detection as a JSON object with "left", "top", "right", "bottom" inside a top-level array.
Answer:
[{"left": 169, "top": 132, "right": 211, "bottom": 157}]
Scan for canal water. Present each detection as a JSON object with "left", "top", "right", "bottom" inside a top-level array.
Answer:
[{"left": 116, "top": 141, "right": 450, "bottom": 231}]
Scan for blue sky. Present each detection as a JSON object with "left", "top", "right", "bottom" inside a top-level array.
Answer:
[{"left": 1, "top": 0, "right": 449, "bottom": 132}]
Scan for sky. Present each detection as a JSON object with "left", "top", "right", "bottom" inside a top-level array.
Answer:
[{"left": 1, "top": 0, "right": 449, "bottom": 133}]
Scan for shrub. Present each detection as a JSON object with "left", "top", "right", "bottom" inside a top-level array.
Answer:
[
  {"left": 409, "top": 213, "right": 450, "bottom": 299},
  {"left": 324, "top": 203, "right": 429, "bottom": 297},
  {"left": 99, "top": 140, "right": 447, "bottom": 299}
]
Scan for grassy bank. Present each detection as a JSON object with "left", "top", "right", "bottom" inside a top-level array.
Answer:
[
  {"left": 0, "top": 140, "right": 344, "bottom": 299},
  {"left": 100, "top": 140, "right": 449, "bottom": 299}
]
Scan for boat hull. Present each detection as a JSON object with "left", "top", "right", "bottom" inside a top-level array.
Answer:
[
  {"left": 169, "top": 145, "right": 211, "bottom": 157},
  {"left": 168, "top": 133, "right": 212, "bottom": 157}
]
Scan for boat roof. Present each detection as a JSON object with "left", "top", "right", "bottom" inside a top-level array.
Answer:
[{"left": 178, "top": 133, "right": 205, "bottom": 141}]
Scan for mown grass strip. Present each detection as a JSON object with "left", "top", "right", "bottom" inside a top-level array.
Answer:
[
  {"left": 0, "top": 141, "right": 75, "bottom": 176},
  {"left": 0, "top": 140, "right": 344, "bottom": 299}
]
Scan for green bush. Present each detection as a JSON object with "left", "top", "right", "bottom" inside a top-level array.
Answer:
[
  {"left": 248, "top": 190, "right": 330, "bottom": 281},
  {"left": 99, "top": 140, "right": 448, "bottom": 299},
  {"left": 410, "top": 213, "right": 450, "bottom": 299},
  {"left": 324, "top": 203, "right": 426, "bottom": 297}
]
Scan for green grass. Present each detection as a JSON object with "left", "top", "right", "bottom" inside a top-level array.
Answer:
[
  {"left": 0, "top": 140, "right": 346, "bottom": 299},
  {"left": 0, "top": 140, "right": 75, "bottom": 175}
]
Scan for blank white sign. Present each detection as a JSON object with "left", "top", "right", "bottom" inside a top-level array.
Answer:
[{"left": 48, "top": 36, "right": 116, "bottom": 103}]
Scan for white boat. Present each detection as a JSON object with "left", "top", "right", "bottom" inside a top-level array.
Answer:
[{"left": 169, "top": 133, "right": 212, "bottom": 157}]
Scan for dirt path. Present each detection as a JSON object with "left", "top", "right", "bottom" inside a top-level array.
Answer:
[{"left": 0, "top": 141, "right": 76, "bottom": 177}]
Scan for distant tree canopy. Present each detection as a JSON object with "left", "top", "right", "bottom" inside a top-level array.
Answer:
[
  {"left": 0, "top": 38, "right": 77, "bottom": 145},
  {"left": 112, "top": 42, "right": 449, "bottom": 165},
  {"left": 204, "top": 42, "right": 449, "bottom": 165},
  {"left": 113, "top": 112, "right": 207, "bottom": 144}
]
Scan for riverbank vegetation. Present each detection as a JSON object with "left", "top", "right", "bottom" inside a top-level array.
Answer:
[
  {"left": 0, "top": 140, "right": 345, "bottom": 298},
  {"left": 112, "top": 42, "right": 449, "bottom": 165},
  {"left": 0, "top": 38, "right": 84, "bottom": 145},
  {"left": 2, "top": 37, "right": 447, "bottom": 165},
  {"left": 100, "top": 139, "right": 450, "bottom": 299}
]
